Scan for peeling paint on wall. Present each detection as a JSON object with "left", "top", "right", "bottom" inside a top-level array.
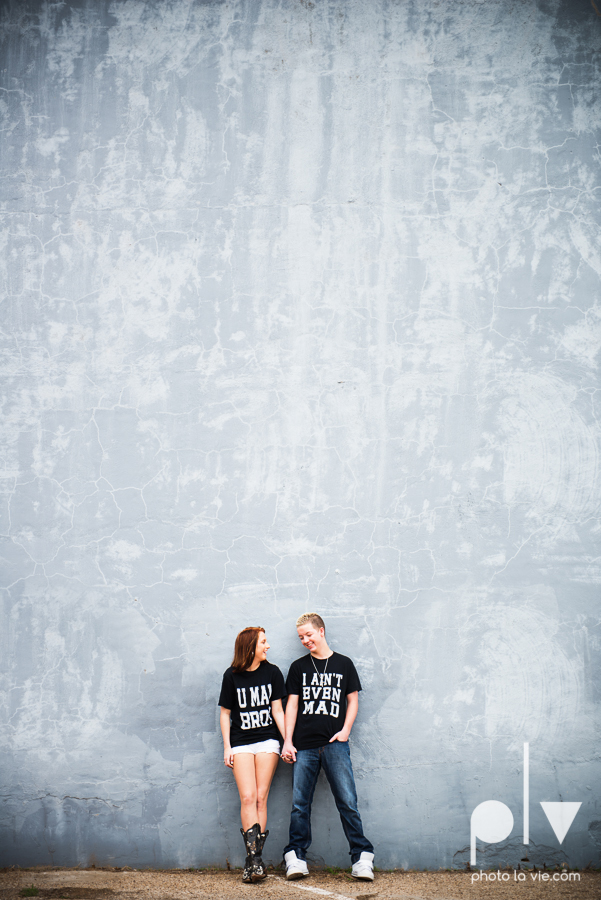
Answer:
[{"left": 1, "top": 0, "right": 600, "bottom": 870}]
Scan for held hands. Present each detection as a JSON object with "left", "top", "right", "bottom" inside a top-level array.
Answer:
[
  {"left": 281, "top": 739, "right": 297, "bottom": 763},
  {"left": 281, "top": 732, "right": 349, "bottom": 761},
  {"left": 223, "top": 747, "right": 234, "bottom": 768}
]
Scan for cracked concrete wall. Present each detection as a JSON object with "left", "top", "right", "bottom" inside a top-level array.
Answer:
[{"left": 1, "top": 0, "right": 600, "bottom": 870}]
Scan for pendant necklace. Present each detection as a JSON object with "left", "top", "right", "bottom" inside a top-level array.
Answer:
[{"left": 311, "top": 653, "right": 331, "bottom": 679}]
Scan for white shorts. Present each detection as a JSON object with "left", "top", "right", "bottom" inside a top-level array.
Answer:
[{"left": 231, "top": 738, "right": 281, "bottom": 756}]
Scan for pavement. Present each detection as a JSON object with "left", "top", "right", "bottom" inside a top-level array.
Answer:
[{"left": 0, "top": 867, "right": 599, "bottom": 900}]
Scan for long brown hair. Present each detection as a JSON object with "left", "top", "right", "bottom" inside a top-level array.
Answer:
[{"left": 231, "top": 626, "right": 265, "bottom": 672}]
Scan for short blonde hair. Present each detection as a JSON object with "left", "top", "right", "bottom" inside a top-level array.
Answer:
[{"left": 296, "top": 612, "right": 325, "bottom": 631}]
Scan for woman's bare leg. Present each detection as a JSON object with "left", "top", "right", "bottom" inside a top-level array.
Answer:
[
  {"left": 254, "top": 752, "right": 279, "bottom": 831},
  {"left": 233, "top": 753, "right": 259, "bottom": 830}
]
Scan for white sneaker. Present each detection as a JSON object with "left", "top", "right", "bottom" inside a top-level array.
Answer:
[
  {"left": 284, "top": 850, "right": 309, "bottom": 880},
  {"left": 351, "top": 852, "right": 374, "bottom": 881}
]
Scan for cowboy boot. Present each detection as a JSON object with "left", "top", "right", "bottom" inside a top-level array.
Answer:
[
  {"left": 240, "top": 827, "right": 253, "bottom": 883},
  {"left": 241, "top": 823, "right": 266, "bottom": 883},
  {"left": 253, "top": 828, "right": 269, "bottom": 881}
]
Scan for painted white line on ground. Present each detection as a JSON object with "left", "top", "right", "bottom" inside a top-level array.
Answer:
[
  {"left": 269, "top": 875, "right": 435, "bottom": 900},
  {"left": 268, "top": 875, "right": 354, "bottom": 900}
]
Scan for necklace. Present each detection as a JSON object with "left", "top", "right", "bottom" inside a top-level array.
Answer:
[{"left": 310, "top": 653, "right": 331, "bottom": 679}]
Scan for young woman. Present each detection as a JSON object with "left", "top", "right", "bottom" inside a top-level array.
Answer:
[{"left": 219, "top": 626, "right": 285, "bottom": 883}]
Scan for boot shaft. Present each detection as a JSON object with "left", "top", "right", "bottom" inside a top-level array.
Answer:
[
  {"left": 257, "top": 829, "right": 269, "bottom": 855},
  {"left": 241, "top": 823, "right": 261, "bottom": 855}
]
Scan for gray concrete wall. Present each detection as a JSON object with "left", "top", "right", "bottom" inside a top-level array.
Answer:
[{"left": 1, "top": 0, "right": 600, "bottom": 870}]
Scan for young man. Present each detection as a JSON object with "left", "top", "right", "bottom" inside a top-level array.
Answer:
[{"left": 281, "top": 613, "right": 375, "bottom": 882}]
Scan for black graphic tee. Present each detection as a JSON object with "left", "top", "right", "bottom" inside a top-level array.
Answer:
[
  {"left": 285, "top": 652, "right": 362, "bottom": 750},
  {"left": 218, "top": 661, "right": 286, "bottom": 748}
]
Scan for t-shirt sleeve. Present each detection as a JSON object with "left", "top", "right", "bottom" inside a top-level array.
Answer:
[
  {"left": 285, "top": 660, "right": 302, "bottom": 696},
  {"left": 271, "top": 666, "right": 286, "bottom": 701},
  {"left": 218, "top": 670, "right": 235, "bottom": 709},
  {"left": 345, "top": 658, "right": 362, "bottom": 694}
]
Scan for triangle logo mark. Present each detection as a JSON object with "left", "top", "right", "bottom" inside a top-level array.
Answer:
[{"left": 540, "top": 802, "right": 582, "bottom": 844}]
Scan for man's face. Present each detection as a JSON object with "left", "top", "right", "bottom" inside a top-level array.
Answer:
[{"left": 297, "top": 623, "right": 325, "bottom": 654}]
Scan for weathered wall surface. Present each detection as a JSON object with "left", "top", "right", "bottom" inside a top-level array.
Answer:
[{"left": 1, "top": 0, "right": 600, "bottom": 870}]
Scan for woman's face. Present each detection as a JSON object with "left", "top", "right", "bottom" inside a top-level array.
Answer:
[{"left": 253, "top": 631, "right": 270, "bottom": 665}]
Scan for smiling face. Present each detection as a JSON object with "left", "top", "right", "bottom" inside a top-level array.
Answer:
[
  {"left": 297, "top": 623, "right": 327, "bottom": 657},
  {"left": 252, "top": 630, "right": 270, "bottom": 666}
]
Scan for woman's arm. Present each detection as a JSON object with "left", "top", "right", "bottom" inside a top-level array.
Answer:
[
  {"left": 220, "top": 707, "right": 234, "bottom": 768},
  {"left": 271, "top": 698, "right": 285, "bottom": 741}
]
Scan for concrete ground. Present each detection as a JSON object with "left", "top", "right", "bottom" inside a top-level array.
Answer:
[{"left": 1, "top": 868, "right": 599, "bottom": 900}]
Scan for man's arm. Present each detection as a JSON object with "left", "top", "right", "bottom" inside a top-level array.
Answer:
[
  {"left": 281, "top": 693, "right": 299, "bottom": 762},
  {"left": 329, "top": 690, "right": 358, "bottom": 742}
]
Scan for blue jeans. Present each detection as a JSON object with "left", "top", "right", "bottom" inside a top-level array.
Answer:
[{"left": 284, "top": 740, "right": 374, "bottom": 864}]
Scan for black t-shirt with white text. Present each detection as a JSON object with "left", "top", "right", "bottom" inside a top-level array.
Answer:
[
  {"left": 218, "top": 661, "right": 286, "bottom": 748},
  {"left": 285, "top": 652, "right": 361, "bottom": 750}
]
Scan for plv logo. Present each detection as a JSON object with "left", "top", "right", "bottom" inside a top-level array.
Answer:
[{"left": 470, "top": 743, "right": 582, "bottom": 865}]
